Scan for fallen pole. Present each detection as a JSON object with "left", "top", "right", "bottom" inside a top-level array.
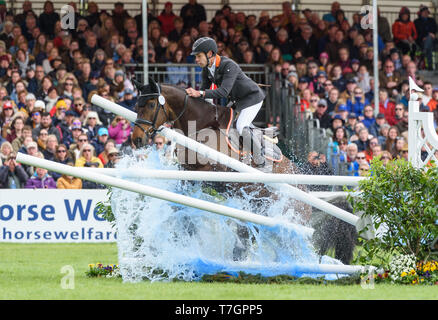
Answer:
[
  {"left": 160, "top": 127, "right": 360, "bottom": 227},
  {"left": 16, "top": 153, "right": 314, "bottom": 236},
  {"left": 87, "top": 168, "right": 364, "bottom": 186},
  {"left": 90, "top": 94, "right": 360, "bottom": 227}
]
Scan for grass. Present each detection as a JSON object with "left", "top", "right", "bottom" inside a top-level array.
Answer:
[{"left": 0, "top": 243, "right": 437, "bottom": 300}]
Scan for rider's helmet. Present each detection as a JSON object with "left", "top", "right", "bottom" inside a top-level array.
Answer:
[{"left": 190, "top": 37, "right": 218, "bottom": 56}]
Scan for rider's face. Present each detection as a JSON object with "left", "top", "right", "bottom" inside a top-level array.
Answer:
[{"left": 195, "top": 52, "right": 210, "bottom": 68}]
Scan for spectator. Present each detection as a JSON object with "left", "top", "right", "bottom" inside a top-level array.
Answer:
[
  {"left": 323, "top": 1, "right": 341, "bottom": 24},
  {"left": 51, "top": 144, "right": 72, "bottom": 181},
  {"left": 392, "top": 136, "right": 406, "bottom": 159},
  {"left": 57, "top": 161, "right": 82, "bottom": 189},
  {"left": 92, "top": 127, "right": 109, "bottom": 156},
  {"left": 294, "top": 24, "right": 318, "bottom": 60},
  {"left": 98, "top": 139, "right": 116, "bottom": 165},
  {"left": 68, "top": 131, "right": 88, "bottom": 162},
  {"left": 392, "top": 7, "right": 417, "bottom": 56},
  {"left": 310, "top": 98, "right": 329, "bottom": 129},
  {"left": 376, "top": 88, "right": 397, "bottom": 125},
  {"left": 38, "top": 1, "right": 60, "bottom": 39},
  {"left": 0, "top": 140, "right": 13, "bottom": 162},
  {"left": 104, "top": 147, "right": 120, "bottom": 168},
  {"left": 0, "top": 152, "right": 29, "bottom": 188},
  {"left": 414, "top": 6, "right": 436, "bottom": 70},
  {"left": 112, "top": 2, "right": 131, "bottom": 34},
  {"left": 358, "top": 162, "right": 370, "bottom": 177},
  {"left": 353, "top": 127, "right": 370, "bottom": 152},
  {"left": 377, "top": 8, "right": 392, "bottom": 43},
  {"left": 384, "top": 126, "right": 400, "bottom": 154},
  {"left": 346, "top": 86, "right": 369, "bottom": 117},
  {"left": 108, "top": 116, "right": 131, "bottom": 147},
  {"left": 380, "top": 150, "right": 393, "bottom": 166},
  {"left": 32, "top": 111, "right": 61, "bottom": 142},
  {"left": 395, "top": 110, "right": 409, "bottom": 135},
  {"left": 75, "top": 143, "right": 103, "bottom": 168},
  {"left": 346, "top": 142, "right": 359, "bottom": 175},
  {"left": 82, "top": 111, "right": 102, "bottom": 141},
  {"left": 326, "top": 87, "right": 340, "bottom": 113},
  {"left": 180, "top": 0, "right": 206, "bottom": 30},
  {"left": 361, "top": 105, "right": 376, "bottom": 130},
  {"left": 369, "top": 113, "right": 387, "bottom": 138},
  {"left": 379, "top": 59, "right": 402, "bottom": 93},
  {"left": 427, "top": 87, "right": 438, "bottom": 112},
  {"left": 345, "top": 112, "right": 358, "bottom": 137},
  {"left": 42, "top": 134, "right": 58, "bottom": 161},
  {"left": 25, "top": 165, "right": 57, "bottom": 189}
]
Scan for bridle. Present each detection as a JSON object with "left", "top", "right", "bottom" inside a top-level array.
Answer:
[{"left": 134, "top": 83, "right": 189, "bottom": 140}]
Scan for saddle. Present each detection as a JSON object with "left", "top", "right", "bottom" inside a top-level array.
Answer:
[{"left": 222, "top": 107, "right": 283, "bottom": 163}]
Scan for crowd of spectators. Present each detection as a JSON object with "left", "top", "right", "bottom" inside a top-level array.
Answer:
[{"left": 1, "top": 0, "right": 438, "bottom": 189}]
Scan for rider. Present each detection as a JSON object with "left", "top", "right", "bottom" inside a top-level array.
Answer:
[{"left": 185, "top": 37, "right": 266, "bottom": 165}]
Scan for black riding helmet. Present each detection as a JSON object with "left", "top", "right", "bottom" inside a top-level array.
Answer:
[{"left": 190, "top": 37, "right": 218, "bottom": 56}]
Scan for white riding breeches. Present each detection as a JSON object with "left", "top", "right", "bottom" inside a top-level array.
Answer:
[{"left": 235, "top": 101, "right": 263, "bottom": 135}]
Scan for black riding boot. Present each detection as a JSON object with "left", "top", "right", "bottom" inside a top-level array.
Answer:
[{"left": 241, "top": 127, "right": 265, "bottom": 166}]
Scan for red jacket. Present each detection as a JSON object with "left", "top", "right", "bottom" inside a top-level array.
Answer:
[
  {"left": 378, "top": 100, "right": 397, "bottom": 126},
  {"left": 392, "top": 20, "right": 417, "bottom": 42},
  {"left": 158, "top": 13, "right": 176, "bottom": 35}
]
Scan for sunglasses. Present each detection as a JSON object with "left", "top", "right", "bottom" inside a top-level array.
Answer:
[
  {"left": 360, "top": 168, "right": 369, "bottom": 171},
  {"left": 324, "top": 83, "right": 332, "bottom": 86},
  {"left": 65, "top": 83, "right": 73, "bottom": 86},
  {"left": 155, "top": 142, "right": 164, "bottom": 145},
  {"left": 79, "top": 139, "right": 88, "bottom": 142},
  {"left": 57, "top": 149, "right": 67, "bottom": 153},
  {"left": 311, "top": 99, "right": 318, "bottom": 102},
  {"left": 395, "top": 108, "right": 403, "bottom": 111},
  {"left": 75, "top": 103, "right": 83, "bottom": 107},
  {"left": 32, "top": 112, "right": 40, "bottom": 116},
  {"left": 40, "top": 132, "right": 48, "bottom": 136},
  {"left": 83, "top": 149, "right": 91, "bottom": 152},
  {"left": 356, "top": 156, "right": 366, "bottom": 159}
]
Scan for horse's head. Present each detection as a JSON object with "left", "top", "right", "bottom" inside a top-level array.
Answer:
[{"left": 132, "top": 77, "right": 168, "bottom": 148}]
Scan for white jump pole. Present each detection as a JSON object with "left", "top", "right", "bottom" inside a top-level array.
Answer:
[
  {"left": 161, "top": 127, "right": 360, "bottom": 226},
  {"left": 90, "top": 95, "right": 360, "bottom": 228},
  {"left": 16, "top": 153, "right": 314, "bottom": 236},
  {"left": 88, "top": 168, "right": 364, "bottom": 186}
]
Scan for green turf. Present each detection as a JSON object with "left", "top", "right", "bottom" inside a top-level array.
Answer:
[{"left": 0, "top": 243, "right": 437, "bottom": 300}]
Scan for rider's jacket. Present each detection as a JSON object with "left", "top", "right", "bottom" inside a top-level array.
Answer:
[{"left": 200, "top": 56, "right": 265, "bottom": 111}]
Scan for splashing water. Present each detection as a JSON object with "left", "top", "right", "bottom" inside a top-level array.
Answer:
[{"left": 111, "top": 147, "right": 345, "bottom": 282}]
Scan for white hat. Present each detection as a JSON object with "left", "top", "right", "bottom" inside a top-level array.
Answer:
[
  {"left": 25, "top": 93, "right": 36, "bottom": 101},
  {"left": 34, "top": 100, "right": 45, "bottom": 110}
]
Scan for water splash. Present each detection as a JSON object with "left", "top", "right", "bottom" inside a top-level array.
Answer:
[{"left": 111, "top": 146, "right": 345, "bottom": 282}]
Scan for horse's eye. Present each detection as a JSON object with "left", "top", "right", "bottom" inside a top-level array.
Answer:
[{"left": 148, "top": 102, "right": 155, "bottom": 109}]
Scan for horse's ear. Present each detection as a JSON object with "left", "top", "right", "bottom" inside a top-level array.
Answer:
[
  {"left": 148, "top": 77, "right": 159, "bottom": 93},
  {"left": 132, "top": 78, "right": 144, "bottom": 92}
]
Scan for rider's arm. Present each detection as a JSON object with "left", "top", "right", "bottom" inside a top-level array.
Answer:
[{"left": 204, "top": 61, "right": 238, "bottom": 100}]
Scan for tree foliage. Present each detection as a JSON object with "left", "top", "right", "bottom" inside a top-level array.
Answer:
[{"left": 349, "top": 158, "right": 438, "bottom": 265}]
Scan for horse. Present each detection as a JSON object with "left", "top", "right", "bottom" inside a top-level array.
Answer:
[{"left": 131, "top": 78, "right": 312, "bottom": 219}]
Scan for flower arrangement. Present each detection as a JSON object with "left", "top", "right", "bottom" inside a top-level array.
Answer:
[
  {"left": 86, "top": 263, "right": 121, "bottom": 278},
  {"left": 365, "top": 254, "right": 438, "bottom": 285}
]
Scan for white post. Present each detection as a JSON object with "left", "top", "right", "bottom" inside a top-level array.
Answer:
[
  {"left": 142, "top": 0, "right": 149, "bottom": 85},
  {"left": 373, "top": 0, "right": 380, "bottom": 117},
  {"left": 16, "top": 153, "right": 313, "bottom": 236}
]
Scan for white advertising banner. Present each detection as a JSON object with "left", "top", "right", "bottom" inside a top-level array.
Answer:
[{"left": 0, "top": 189, "right": 116, "bottom": 243}]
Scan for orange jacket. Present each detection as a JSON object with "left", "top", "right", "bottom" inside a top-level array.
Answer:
[{"left": 392, "top": 21, "right": 417, "bottom": 42}]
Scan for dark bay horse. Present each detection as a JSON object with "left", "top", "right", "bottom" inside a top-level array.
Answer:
[{"left": 131, "top": 79, "right": 312, "bottom": 220}]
